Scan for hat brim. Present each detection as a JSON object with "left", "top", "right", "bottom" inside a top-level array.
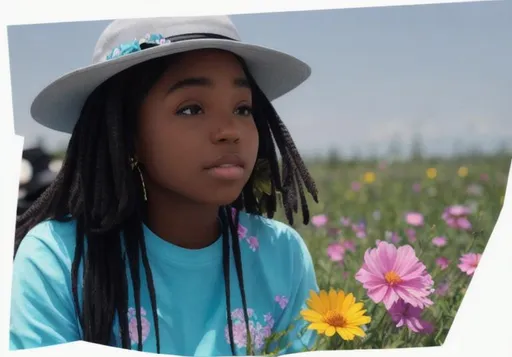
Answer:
[{"left": 30, "top": 39, "right": 311, "bottom": 134}]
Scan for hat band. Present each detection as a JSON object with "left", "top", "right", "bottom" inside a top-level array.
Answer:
[{"left": 106, "top": 33, "right": 237, "bottom": 61}]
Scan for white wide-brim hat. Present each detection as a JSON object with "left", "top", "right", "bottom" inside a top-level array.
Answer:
[{"left": 30, "top": 15, "right": 312, "bottom": 134}]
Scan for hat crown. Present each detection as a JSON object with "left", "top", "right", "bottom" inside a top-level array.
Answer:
[{"left": 92, "top": 16, "right": 241, "bottom": 64}]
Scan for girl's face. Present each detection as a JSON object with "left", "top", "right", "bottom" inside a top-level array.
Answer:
[{"left": 136, "top": 49, "right": 259, "bottom": 206}]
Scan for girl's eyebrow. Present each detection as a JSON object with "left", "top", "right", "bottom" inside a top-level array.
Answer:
[{"left": 167, "top": 77, "right": 250, "bottom": 94}]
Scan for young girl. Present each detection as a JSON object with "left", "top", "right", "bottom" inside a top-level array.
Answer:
[{"left": 10, "top": 15, "right": 320, "bottom": 356}]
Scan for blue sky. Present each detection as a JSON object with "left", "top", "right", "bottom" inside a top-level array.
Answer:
[{"left": 7, "top": 1, "right": 512, "bottom": 158}]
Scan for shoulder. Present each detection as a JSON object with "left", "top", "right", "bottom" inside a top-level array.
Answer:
[
  {"left": 237, "top": 211, "right": 314, "bottom": 272},
  {"left": 10, "top": 218, "right": 82, "bottom": 349},
  {"left": 14, "top": 218, "right": 78, "bottom": 273}
]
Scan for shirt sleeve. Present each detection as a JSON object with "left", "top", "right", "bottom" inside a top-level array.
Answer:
[
  {"left": 9, "top": 232, "right": 81, "bottom": 350},
  {"left": 271, "top": 228, "right": 320, "bottom": 355}
]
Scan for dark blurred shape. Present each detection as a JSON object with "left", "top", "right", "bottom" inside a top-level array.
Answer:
[{"left": 17, "top": 146, "right": 60, "bottom": 216}]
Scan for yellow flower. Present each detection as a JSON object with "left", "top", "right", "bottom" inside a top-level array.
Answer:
[
  {"left": 458, "top": 166, "right": 468, "bottom": 177},
  {"left": 363, "top": 171, "right": 376, "bottom": 184},
  {"left": 426, "top": 167, "right": 437, "bottom": 179},
  {"left": 300, "top": 289, "right": 371, "bottom": 341}
]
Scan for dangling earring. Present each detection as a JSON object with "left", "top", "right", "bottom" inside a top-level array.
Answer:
[{"left": 130, "top": 156, "right": 147, "bottom": 201}]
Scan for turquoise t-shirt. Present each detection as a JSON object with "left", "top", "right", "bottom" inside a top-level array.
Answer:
[{"left": 10, "top": 211, "right": 319, "bottom": 356}]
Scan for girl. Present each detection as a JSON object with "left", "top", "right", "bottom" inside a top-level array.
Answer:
[{"left": 10, "top": 15, "right": 320, "bottom": 356}]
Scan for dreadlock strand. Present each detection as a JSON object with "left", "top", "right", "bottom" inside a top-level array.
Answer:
[
  {"left": 71, "top": 220, "right": 85, "bottom": 329},
  {"left": 220, "top": 210, "right": 236, "bottom": 355},
  {"left": 227, "top": 207, "right": 253, "bottom": 355},
  {"left": 138, "top": 223, "right": 162, "bottom": 354},
  {"left": 122, "top": 218, "right": 144, "bottom": 351},
  {"left": 271, "top": 116, "right": 318, "bottom": 203}
]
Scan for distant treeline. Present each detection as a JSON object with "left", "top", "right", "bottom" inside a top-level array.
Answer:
[{"left": 48, "top": 134, "right": 511, "bottom": 164}]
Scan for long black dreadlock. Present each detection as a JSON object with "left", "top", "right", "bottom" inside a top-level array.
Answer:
[{"left": 14, "top": 53, "right": 318, "bottom": 355}]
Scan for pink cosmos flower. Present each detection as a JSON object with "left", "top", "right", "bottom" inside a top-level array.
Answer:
[
  {"left": 355, "top": 241, "right": 434, "bottom": 309},
  {"left": 480, "top": 173, "right": 489, "bottom": 182},
  {"left": 435, "top": 257, "right": 449, "bottom": 270},
  {"left": 405, "top": 212, "right": 424, "bottom": 227},
  {"left": 352, "top": 222, "right": 367, "bottom": 239},
  {"left": 340, "top": 217, "right": 351, "bottom": 226},
  {"left": 351, "top": 181, "right": 362, "bottom": 191},
  {"left": 458, "top": 253, "right": 482, "bottom": 276},
  {"left": 406, "top": 228, "right": 417, "bottom": 243},
  {"left": 385, "top": 231, "right": 402, "bottom": 244},
  {"left": 327, "top": 243, "right": 345, "bottom": 262},
  {"left": 388, "top": 300, "right": 434, "bottom": 334},
  {"left": 342, "top": 240, "right": 356, "bottom": 252},
  {"left": 311, "top": 214, "right": 328, "bottom": 228},
  {"left": 432, "top": 236, "right": 447, "bottom": 247},
  {"left": 412, "top": 183, "right": 422, "bottom": 193},
  {"left": 435, "top": 281, "right": 450, "bottom": 296},
  {"left": 442, "top": 205, "right": 472, "bottom": 230}
]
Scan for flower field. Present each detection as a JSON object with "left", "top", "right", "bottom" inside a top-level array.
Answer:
[{"left": 270, "top": 153, "right": 509, "bottom": 352}]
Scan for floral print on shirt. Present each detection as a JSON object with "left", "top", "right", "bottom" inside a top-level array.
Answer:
[
  {"left": 128, "top": 307, "right": 151, "bottom": 345},
  {"left": 224, "top": 308, "right": 274, "bottom": 353},
  {"left": 232, "top": 208, "right": 260, "bottom": 252},
  {"left": 275, "top": 295, "right": 289, "bottom": 310}
]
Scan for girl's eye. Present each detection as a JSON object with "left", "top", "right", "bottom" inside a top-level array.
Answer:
[
  {"left": 176, "top": 104, "right": 204, "bottom": 116},
  {"left": 235, "top": 105, "right": 253, "bottom": 117}
]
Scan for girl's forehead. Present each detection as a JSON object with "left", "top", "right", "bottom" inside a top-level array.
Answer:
[{"left": 164, "top": 49, "right": 245, "bottom": 75}]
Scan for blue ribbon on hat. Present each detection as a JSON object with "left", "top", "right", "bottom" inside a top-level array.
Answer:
[
  {"left": 105, "top": 33, "right": 236, "bottom": 61},
  {"left": 106, "top": 33, "right": 171, "bottom": 60}
]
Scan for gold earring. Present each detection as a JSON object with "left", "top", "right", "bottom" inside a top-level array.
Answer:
[{"left": 130, "top": 157, "right": 147, "bottom": 201}]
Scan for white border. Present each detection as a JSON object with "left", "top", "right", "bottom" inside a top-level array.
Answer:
[{"left": 1, "top": 1, "right": 508, "bottom": 356}]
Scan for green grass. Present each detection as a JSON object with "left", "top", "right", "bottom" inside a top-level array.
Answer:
[{"left": 270, "top": 154, "right": 509, "bottom": 349}]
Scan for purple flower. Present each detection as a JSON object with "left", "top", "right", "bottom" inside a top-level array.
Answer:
[
  {"left": 385, "top": 231, "right": 402, "bottom": 244},
  {"left": 406, "top": 228, "right": 417, "bottom": 243},
  {"left": 351, "top": 181, "right": 362, "bottom": 191},
  {"left": 388, "top": 300, "right": 434, "bottom": 334},
  {"left": 352, "top": 222, "right": 366, "bottom": 239}
]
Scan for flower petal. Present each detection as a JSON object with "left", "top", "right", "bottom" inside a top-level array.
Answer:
[
  {"left": 350, "top": 315, "right": 372, "bottom": 326},
  {"left": 319, "top": 290, "right": 330, "bottom": 310},
  {"left": 308, "top": 291, "right": 327, "bottom": 313},
  {"left": 346, "top": 326, "right": 366, "bottom": 337},
  {"left": 346, "top": 302, "right": 364, "bottom": 317},
  {"left": 336, "top": 290, "right": 346, "bottom": 310},
  {"left": 308, "top": 322, "right": 330, "bottom": 333},
  {"left": 329, "top": 289, "right": 338, "bottom": 310},
  {"left": 325, "top": 326, "right": 336, "bottom": 337},
  {"left": 300, "top": 309, "right": 324, "bottom": 322},
  {"left": 341, "top": 293, "right": 355, "bottom": 313},
  {"left": 337, "top": 328, "right": 355, "bottom": 341}
]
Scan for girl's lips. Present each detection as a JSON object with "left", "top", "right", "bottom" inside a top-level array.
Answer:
[
  {"left": 205, "top": 154, "right": 246, "bottom": 170},
  {"left": 206, "top": 164, "right": 245, "bottom": 180}
]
